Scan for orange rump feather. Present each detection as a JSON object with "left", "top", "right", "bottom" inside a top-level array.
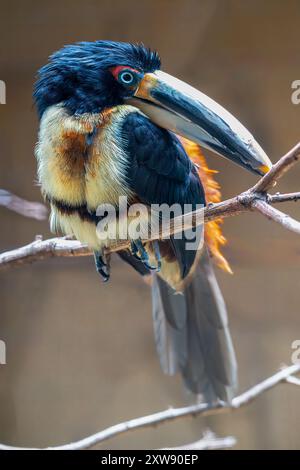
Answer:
[{"left": 178, "top": 136, "right": 232, "bottom": 274}]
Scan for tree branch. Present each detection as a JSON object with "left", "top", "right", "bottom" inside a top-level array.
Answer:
[
  {"left": 161, "top": 431, "right": 237, "bottom": 450},
  {"left": 0, "top": 236, "right": 90, "bottom": 271},
  {"left": 252, "top": 200, "right": 300, "bottom": 235},
  {"left": 0, "top": 189, "right": 48, "bottom": 220},
  {"left": 268, "top": 192, "right": 300, "bottom": 204},
  {"left": 286, "top": 375, "right": 300, "bottom": 386},
  {"left": 0, "top": 364, "right": 298, "bottom": 450},
  {"left": 1, "top": 146, "right": 299, "bottom": 451},
  {"left": 252, "top": 142, "right": 300, "bottom": 193},
  {"left": 1, "top": 142, "right": 300, "bottom": 270}
]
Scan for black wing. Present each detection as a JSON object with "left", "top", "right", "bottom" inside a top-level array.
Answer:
[
  {"left": 121, "top": 111, "right": 205, "bottom": 208},
  {"left": 121, "top": 111, "right": 205, "bottom": 279},
  {"left": 120, "top": 112, "right": 237, "bottom": 402}
]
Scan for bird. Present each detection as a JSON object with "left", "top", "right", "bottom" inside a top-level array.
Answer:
[{"left": 34, "top": 41, "right": 272, "bottom": 403}]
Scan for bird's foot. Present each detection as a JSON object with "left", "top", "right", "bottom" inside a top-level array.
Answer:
[
  {"left": 94, "top": 251, "right": 110, "bottom": 282},
  {"left": 152, "top": 240, "right": 162, "bottom": 273},
  {"left": 130, "top": 239, "right": 161, "bottom": 272}
]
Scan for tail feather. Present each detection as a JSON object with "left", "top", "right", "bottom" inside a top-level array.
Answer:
[
  {"left": 152, "top": 248, "right": 237, "bottom": 403},
  {"left": 152, "top": 278, "right": 187, "bottom": 374}
]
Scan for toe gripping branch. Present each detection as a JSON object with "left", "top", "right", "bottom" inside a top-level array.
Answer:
[
  {"left": 94, "top": 240, "right": 161, "bottom": 282},
  {"left": 94, "top": 251, "right": 111, "bottom": 282},
  {"left": 130, "top": 239, "right": 161, "bottom": 272}
]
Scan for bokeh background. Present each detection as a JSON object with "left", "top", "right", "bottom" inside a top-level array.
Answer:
[{"left": 1, "top": 0, "right": 300, "bottom": 450}]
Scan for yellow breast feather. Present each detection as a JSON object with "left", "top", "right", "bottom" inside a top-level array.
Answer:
[{"left": 35, "top": 104, "right": 138, "bottom": 248}]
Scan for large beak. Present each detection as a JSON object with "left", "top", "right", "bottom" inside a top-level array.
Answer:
[{"left": 126, "top": 71, "right": 272, "bottom": 175}]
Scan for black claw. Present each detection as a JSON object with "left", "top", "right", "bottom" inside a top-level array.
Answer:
[
  {"left": 94, "top": 251, "right": 110, "bottom": 282},
  {"left": 142, "top": 259, "right": 157, "bottom": 271},
  {"left": 130, "top": 241, "right": 142, "bottom": 261},
  {"left": 130, "top": 240, "right": 158, "bottom": 271},
  {"left": 98, "top": 265, "right": 110, "bottom": 282},
  {"left": 152, "top": 241, "right": 162, "bottom": 273}
]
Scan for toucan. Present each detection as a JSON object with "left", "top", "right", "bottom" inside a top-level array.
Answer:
[{"left": 34, "top": 41, "right": 272, "bottom": 402}]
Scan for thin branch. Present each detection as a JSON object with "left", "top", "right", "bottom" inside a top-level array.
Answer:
[
  {"left": 0, "top": 364, "right": 298, "bottom": 450},
  {"left": 0, "top": 236, "right": 90, "bottom": 271},
  {"left": 161, "top": 431, "right": 236, "bottom": 450},
  {"left": 1, "top": 143, "right": 300, "bottom": 270},
  {"left": 0, "top": 147, "right": 299, "bottom": 452},
  {"left": 269, "top": 192, "right": 300, "bottom": 204},
  {"left": 0, "top": 189, "right": 47, "bottom": 220},
  {"left": 252, "top": 142, "right": 300, "bottom": 193},
  {"left": 286, "top": 375, "right": 300, "bottom": 386},
  {"left": 0, "top": 193, "right": 297, "bottom": 271},
  {"left": 252, "top": 200, "right": 300, "bottom": 235}
]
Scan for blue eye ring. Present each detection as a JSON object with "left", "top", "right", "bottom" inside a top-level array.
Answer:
[
  {"left": 118, "top": 69, "right": 137, "bottom": 86},
  {"left": 119, "top": 70, "right": 135, "bottom": 85}
]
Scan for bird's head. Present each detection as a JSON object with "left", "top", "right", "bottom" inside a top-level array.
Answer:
[{"left": 34, "top": 40, "right": 272, "bottom": 175}]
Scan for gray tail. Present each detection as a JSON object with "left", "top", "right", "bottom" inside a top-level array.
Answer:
[{"left": 151, "top": 248, "right": 237, "bottom": 403}]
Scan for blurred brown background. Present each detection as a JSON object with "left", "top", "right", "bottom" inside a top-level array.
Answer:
[{"left": 0, "top": 0, "right": 300, "bottom": 450}]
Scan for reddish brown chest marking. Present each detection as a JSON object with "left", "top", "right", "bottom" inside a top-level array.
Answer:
[{"left": 56, "top": 131, "right": 87, "bottom": 177}]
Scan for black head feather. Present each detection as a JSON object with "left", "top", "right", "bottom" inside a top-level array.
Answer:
[{"left": 33, "top": 41, "right": 161, "bottom": 118}]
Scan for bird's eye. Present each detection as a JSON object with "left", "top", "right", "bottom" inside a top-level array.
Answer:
[
  {"left": 119, "top": 71, "right": 135, "bottom": 85},
  {"left": 110, "top": 66, "right": 141, "bottom": 89}
]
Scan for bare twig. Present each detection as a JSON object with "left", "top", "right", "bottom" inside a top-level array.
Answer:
[
  {"left": 0, "top": 189, "right": 47, "bottom": 220},
  {"left": 1, "top": 143, "right": 300, "bottom": 270},
  {"left": 0, "top": 364, "right": 298, "bottom": 450},
  {"left": 252, "top": 200, "right": 300, "bottom": 235},
  {"left": 0, "top": 236, "right": 90, "bottom": 271},
  {"left": 252, "top": 142, "right": 300, "bottom": 193},
  {"left": 161, "top": 431, "right": 236, "bottom": 450},
  {"left": 286, "top": 375, "right": 300, "bottom": 386},
  {"left": 269, "top": 192, "right": 300, "bottom": 204},
  {"left": 1, "top": 147, "right": 299, "bottom": 452}
]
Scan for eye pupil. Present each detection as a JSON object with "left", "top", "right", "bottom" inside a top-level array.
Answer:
[{"left": 120, "top": 71, "right": 134, "bottom": 84}]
